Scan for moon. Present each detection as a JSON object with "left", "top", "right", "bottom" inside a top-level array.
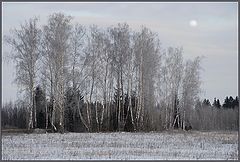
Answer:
[{"left": 189, "top": 20, "right": 198, "bottom": 27}]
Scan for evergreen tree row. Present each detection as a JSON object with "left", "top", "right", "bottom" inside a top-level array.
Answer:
[{"left": 203, "top": 96, "right": 239, "bottom": 109}]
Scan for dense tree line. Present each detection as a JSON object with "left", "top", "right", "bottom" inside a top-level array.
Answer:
[
  {"left": 222, "top": 96, "right": 239, "bottom": 108},
  {"left": 203, "top": 96, "right": 239, "bottom": 109},
  {"left": 2, "top": 96, "right": 238, "bottom": 131},
  {"left": 2, "top": 101, "right": 27, "bottom": 129},
  {"left": 3, "top": 13, "right": 238, "bottom": 133},
  {"left": 189, "top": 97, "right": 239, "bottom": 130}
]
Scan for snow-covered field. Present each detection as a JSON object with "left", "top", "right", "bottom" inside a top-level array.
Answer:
[{"left": 2, "top": 130, "right": 238, "bottom": 160}]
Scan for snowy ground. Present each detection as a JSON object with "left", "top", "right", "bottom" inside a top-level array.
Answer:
[{"left": 2, "top": 130, "right": 238, "bottom": 160}]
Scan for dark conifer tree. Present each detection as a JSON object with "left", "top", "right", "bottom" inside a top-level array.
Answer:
[
  {"left": 223, "top": 96, "right": 230, "bottom": 108},
  {"left": 203, "top": 99, "right": 211, "bottom": 106},
  {"left": 213, "top": 98, "right": 217, "bottom": 108},
  {"left": 35, "top": 85, "right": 46, "bottom": 129},
  {"left": 233, "top": 96, "right": 239, "bottom": 108},
  {"left": 216, "top": 99, "right": 221, "bottom": 108},
  {"left": 229, "top": 96, "right": 234, "bottom": 108}
]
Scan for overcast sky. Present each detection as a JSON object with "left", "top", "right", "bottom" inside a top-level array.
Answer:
[{"left": 2, "top": 2, "right": 238, "bottom": 104}]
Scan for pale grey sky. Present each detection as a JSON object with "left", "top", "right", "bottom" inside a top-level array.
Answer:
[{"left": 2, "top": 2, "right": 238, "bottom": 104}]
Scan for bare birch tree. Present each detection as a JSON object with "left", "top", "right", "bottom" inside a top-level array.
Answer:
[
  {"left": 132, "top": 27, "right": 161, "bottom": 130},
  {"left": 68, "top": 23, "right": 90, "bottom": 131},
  {"left": 164, "top": 47, "right": 184, "bottom": 129},
  {"left": 5, "top": 17, "right": 41, "bottom": 130},
  {"left": 42, "top": 13, "right": 72, "bottom": 133},
  {"left": 181, "top": 56, "right": 202, "bottom": 129}
]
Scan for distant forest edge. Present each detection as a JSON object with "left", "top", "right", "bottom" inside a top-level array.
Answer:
[
  {"left": 3, "top": 13, "right": 238, "bottom": 133},
  {"left": 2, "top": 95, "right": 239, "bottom": 132}
]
